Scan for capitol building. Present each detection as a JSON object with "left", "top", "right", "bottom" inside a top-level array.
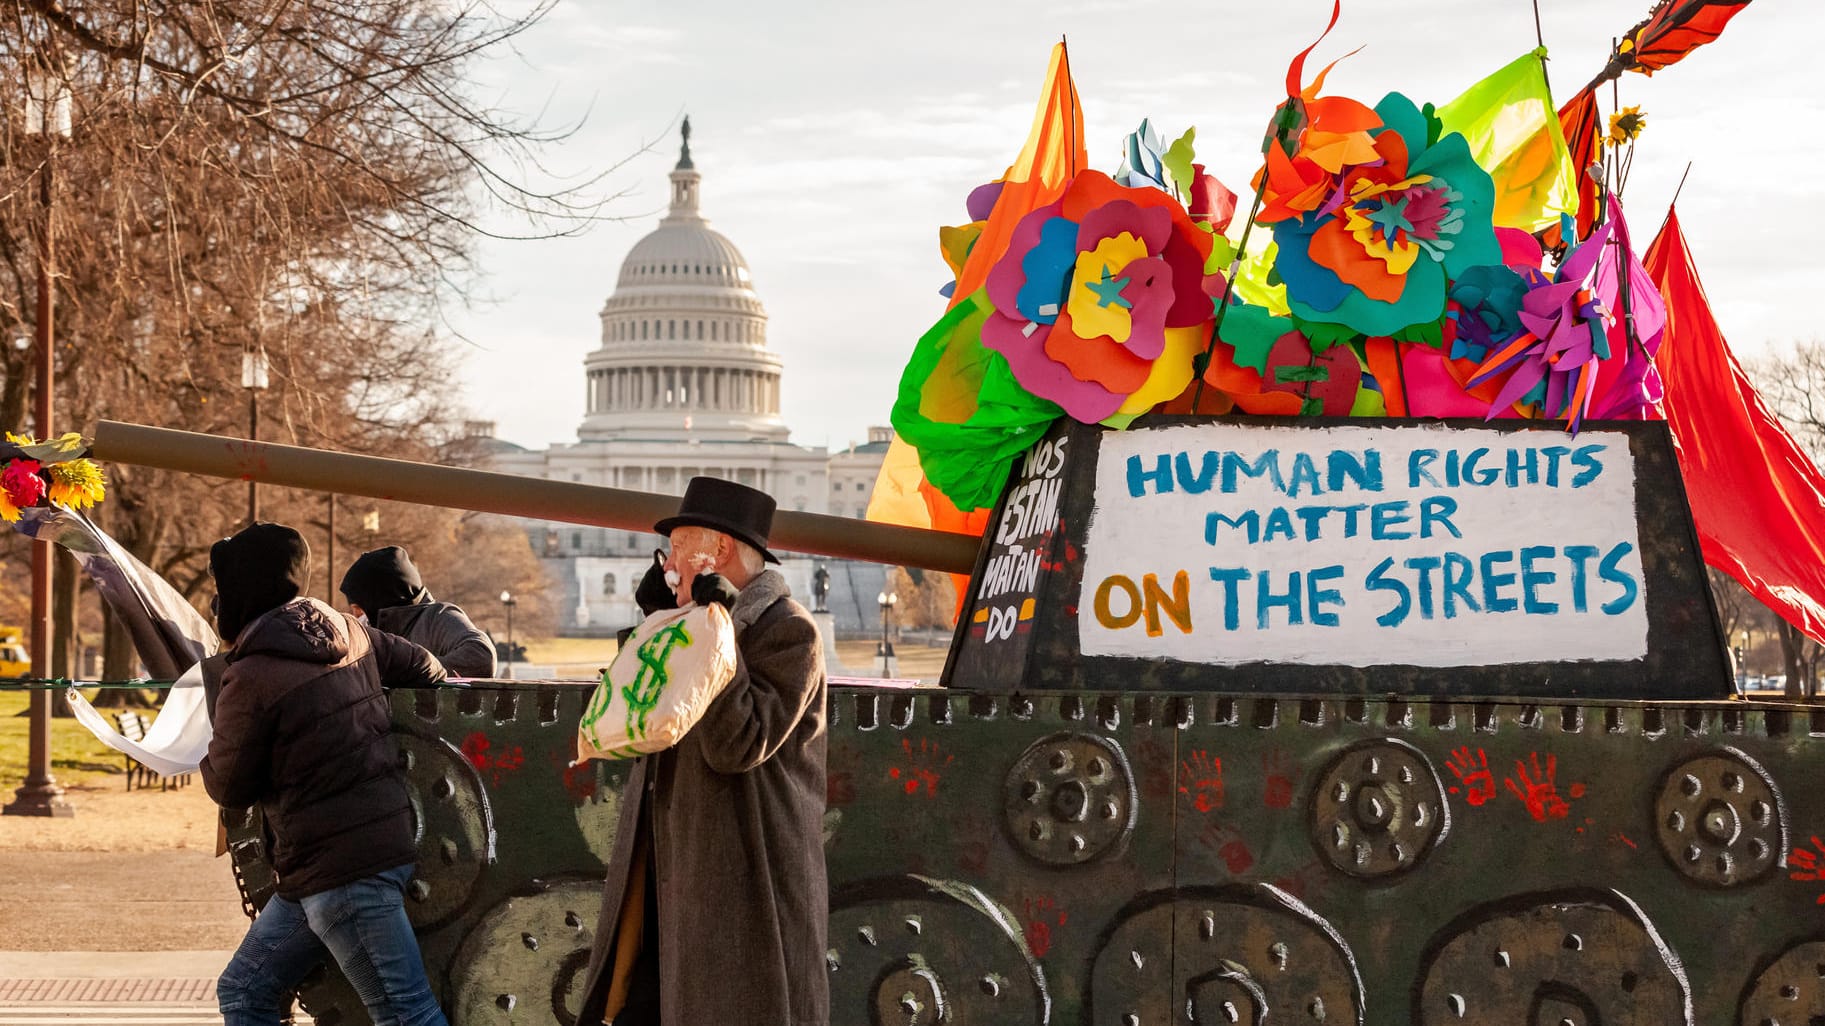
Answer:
[{"left": 491, "top": 121, "right": 891, "bottom": 634}]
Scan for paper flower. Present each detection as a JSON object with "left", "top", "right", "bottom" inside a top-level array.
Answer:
[
  {"left": 936, "top": 181, "right": 1004, "bottom": 298},
  {"left": 47, "top": 459, "right": 106, "bottom": 510},
  {"left": 1464, "top": 199, "right": 1665, "bottom": 428},
  {"left": 1267, "top": 92, "right": 1503, "bottom": 340},
  {"left": 2, "top": 459, "right": 46, "bottom": 515},
  {"left": 1606, "top": 106, "right": 1646, "bottom": 147},
  {"left": 1116, "top": 119, "right": 1170, "bottom": 191},
  {"left": 1447, "top": 264, "right": 1529, "bottom": 362},
  {"left": 982, "top": 170, "right": 1220, "bottom": 423}
]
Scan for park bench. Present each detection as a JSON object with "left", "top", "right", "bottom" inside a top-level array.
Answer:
[{"left": 112, "top": 710, "right": 193, "bottom": 792}]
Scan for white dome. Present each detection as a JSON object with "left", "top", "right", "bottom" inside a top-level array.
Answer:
[
  {"left": 581, "top": 119, "right": 788, "bottom": 445},
  {"left": 617, "top": 224, "right": 752, "bottom": 289}
]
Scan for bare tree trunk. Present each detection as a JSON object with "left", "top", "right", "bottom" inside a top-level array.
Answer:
[
  {"left": 1780, "top": 621, "right": 1811, "bottom": 697},
  {"left": 92, "top": 604, "right": 155, "bottom": 710},
  {"left": 48, "top": 547, "right": 76, "bottom": 718}
]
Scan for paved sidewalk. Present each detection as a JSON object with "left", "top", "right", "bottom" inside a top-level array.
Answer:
[
  {"left": 0, "top": 851, "right": 249, "bottom": 951},
  {"left": 0, "top": 951, "right": 315, "bottom": 1025},
  {"left": 0, "top": 951, "right": 223, "bottom": 1010}
]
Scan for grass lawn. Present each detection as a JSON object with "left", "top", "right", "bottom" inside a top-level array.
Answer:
[{"left": 0, "top": 688, "right": 133, "bottom": 787}]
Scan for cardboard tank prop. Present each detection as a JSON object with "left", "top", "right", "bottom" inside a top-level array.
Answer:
[{"left": 20, "top": 2, "right": 1825, "bottom": 1022}]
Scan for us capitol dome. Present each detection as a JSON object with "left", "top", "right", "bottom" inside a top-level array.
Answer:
[{"left": 489, "top": 120, "right": 892, "bottom": 636}]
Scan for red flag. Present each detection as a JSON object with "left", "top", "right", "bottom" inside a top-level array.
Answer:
[
  {"left": 1647, "top": 207, "right": 1825, "bottom": 643},
  {"left": 1618, "top": 0, "right": 1754, "bottom": 75},
  {"left": 1582, "top": 0, "right": 1757, "bottom": 92},
  {"left": 1555, "top": 89, "right": 1603, "bottom": 242}
]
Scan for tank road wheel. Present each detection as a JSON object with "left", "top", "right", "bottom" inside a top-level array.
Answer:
[
  {"left": 1414, "top": 889, "right": 1692, "bottom": 1025},
  {"left": 1739, "top": 939, "right": 1825, "bottom": 1025},
  {"left": 449, "top": 878, "right": 601, "bottom": 1025},
  {"left": 395, "top": 725, "right": 498, "bottom": 931},
  {"left": 1004, "top": 732, "right": 1138, "bottom": 867},
  {"left": 827, "top": 875, "right": 1051, "bottom": 1025},
  {"left": 1309, "top": 739, "right": 1449, "bottom": 880},
  {"left": 1087, "top": 885, "right": 1364, "bottom": 1026},
  {"left": 1653, "top": 748, "right": 1786, "bottom": 888}
]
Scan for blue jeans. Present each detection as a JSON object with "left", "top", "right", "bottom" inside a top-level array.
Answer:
[{"left": 217, "top": 863, "right": 448, "bottom": 1026}]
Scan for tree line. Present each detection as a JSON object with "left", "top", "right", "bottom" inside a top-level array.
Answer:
[{"left": 0, "top": 0, "right": 630, "bottom": 680}]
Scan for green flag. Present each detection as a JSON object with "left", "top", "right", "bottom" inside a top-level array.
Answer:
[{"left": 1436, "top": 49, "right": 1578, "bottom": 233}]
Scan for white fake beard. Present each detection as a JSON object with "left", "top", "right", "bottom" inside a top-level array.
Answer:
[{"left": 664, "top": 569, "right": 681, "bottom": 589}]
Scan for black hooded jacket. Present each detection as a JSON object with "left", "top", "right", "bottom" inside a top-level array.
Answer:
[
  {"left": 340, "top": 546, "right": 497, "bottom": 678},
  {"left": 200, "top": 598, "right": 445, "bottom": 899}
]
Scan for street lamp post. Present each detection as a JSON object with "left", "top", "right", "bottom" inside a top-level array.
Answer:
[
  {"left": 875, "top": 590, "right": 898, "bottom": 678},
  {"left": 500, "top": 590, "right": 517, "bottom": 680},
  {"left": 242, "top": 347, "right": 268, "bottom": 524},
  {"left": 5, "top": 60, "right": 73, "bottom": 818}
]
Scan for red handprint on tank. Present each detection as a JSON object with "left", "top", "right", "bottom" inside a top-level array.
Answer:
[
  {"left": 1262, "top": 749, "right": 1297, "bottom": 810},
  {"left": 1504, "top": 752, "right": 1570, "bottom": 821},
  {"left": 1445, "top": 746, "right": 1496, "bottom": 806},
  {"left": 826, "top": 745, "right": 858, "bottom": 807},
  {"left": 1789, "top": 838, "right": 1825, "bottom": 903},
  {"left": 1179, "top": 750, "right": 1225, "bottom": 813},
  {"left": 887, "top": 738, "right": 952, "bottom": 798},
  {"left": 1136, "top": 738, "right": 1174, "bottom": 800},
  {"left": 1198, "top": 821, "right": 1255, "bottom": 874},
  {"left": 1022, "top": 896, "right": 1068, "bottom": 958}
]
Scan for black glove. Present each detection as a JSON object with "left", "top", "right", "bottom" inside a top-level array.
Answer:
[
  {"left": 635, "top": 550, "right": 678, "bottom": 617},
  {"left": 691, "top": 572, "right": 739, "bottom": 610}
]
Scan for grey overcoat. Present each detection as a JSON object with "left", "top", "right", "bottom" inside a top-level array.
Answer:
[{"left": 577, "top": 569, "right": 829, "bottom": 1026}]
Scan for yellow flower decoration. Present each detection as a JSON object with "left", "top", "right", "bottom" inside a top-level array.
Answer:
[
  {"left": 1607, "top": 106, "right": 1647, "bottom": 148},
  {"left": 46, "top": 459, "right": 105, "bottom": 510},
  {"left": 0, "top": 490, "right": 18, "bottom": 523}
]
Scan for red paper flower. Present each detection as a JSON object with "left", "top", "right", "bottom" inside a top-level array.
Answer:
[{"left": 2, "top": 459, "right": 47, "bottom": 510}]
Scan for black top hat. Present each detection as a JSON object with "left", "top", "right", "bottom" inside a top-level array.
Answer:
[{"left": 654, "top": 477, "right": 780, "bottom": 564}]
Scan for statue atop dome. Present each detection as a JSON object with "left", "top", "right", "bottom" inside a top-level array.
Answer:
[{"left": 667, "top": 117, "right": 702, "bottom": 221}]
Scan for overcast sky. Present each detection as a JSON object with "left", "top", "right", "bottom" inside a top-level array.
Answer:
[{"left": 450, "top": 0, "right": 1821, "bottom": 454}]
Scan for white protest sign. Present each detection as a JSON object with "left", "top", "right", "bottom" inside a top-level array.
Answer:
[{"left": 1078, "top": 422, "right": 1649, "bottom": 667}]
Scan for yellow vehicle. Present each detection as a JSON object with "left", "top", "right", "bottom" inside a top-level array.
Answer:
[{"left": 0, "top": 627, "right": 29, "bottom": 678}]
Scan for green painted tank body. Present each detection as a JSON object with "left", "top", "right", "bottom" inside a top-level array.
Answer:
[{"left": 194, "top": 415, "right": 1825, "bottom": 1024}]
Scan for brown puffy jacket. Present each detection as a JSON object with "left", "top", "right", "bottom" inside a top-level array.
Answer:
[{"left": 201, "top": 598, "right": 444, "bottom": 899}]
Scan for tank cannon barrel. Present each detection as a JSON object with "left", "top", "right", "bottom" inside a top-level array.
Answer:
[{"left": 88, "top": 420, "right": 982, "bottom": 573}]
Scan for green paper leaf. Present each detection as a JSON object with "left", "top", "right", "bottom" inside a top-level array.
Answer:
[
  {"left": 1394, "top": 318, "right": 1447, "bottom": 348},
  {"left": 1291, "top": 316, "right": 1361, "bottom": 353},
  {"left": 1299, "top": 397, "right": 1325, "bottom": 416},
  {"left": 1350, "top": 388, "right": 1387, "bottom": 417},
  {"left": 1422, "top": 101, "right": 1445, "bottom": 148},
  {"left": 1218, "top": 304, "right": 1288, "bottom": 375},
  {"left": 1163, "top": 127, "right": 1197, "bottom": 199},
  {"left": 1203, "top": 231, "right": 1237, "bottom": 276},
  {"left": 1273, "top": 365, "right": 1330, "bottom": 384}
]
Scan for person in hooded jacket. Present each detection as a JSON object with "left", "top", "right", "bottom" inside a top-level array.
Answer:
[
  {"left": 201, "top": 522, "right": 451, "bottom": 1026},
  {"left": 339, "top": 545, "right": 497, "bottom": 678}
]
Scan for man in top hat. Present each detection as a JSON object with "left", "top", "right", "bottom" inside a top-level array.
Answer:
[{"left": 578, "top": 477, "right": 829, "bottom": 1026}]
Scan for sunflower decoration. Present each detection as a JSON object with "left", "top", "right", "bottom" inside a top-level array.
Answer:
[
  {"left": 1606, "top": 105, "right": 1647, "bottom": 148},
  {"left": 0, "top": 432, "right": 107, "bottom": 521}
]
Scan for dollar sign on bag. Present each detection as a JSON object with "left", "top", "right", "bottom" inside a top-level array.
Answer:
[{"left": 624, "top": 620, "right": 693, "bottom": 740}]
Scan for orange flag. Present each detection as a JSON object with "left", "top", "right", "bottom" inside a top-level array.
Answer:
[
  {"left": 947, "top": 42, "right": 1086, "bottom": 309},
  {"left": 868, "top": 43, "right": 1086, "bottom": 536}
]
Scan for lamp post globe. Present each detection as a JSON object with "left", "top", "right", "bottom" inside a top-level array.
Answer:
[
  {"left": 875, "top": 591, "right": 898, "bottom": 678},
  {"left": 499, "top": 591, "right": 516, "bottom": 680}
]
